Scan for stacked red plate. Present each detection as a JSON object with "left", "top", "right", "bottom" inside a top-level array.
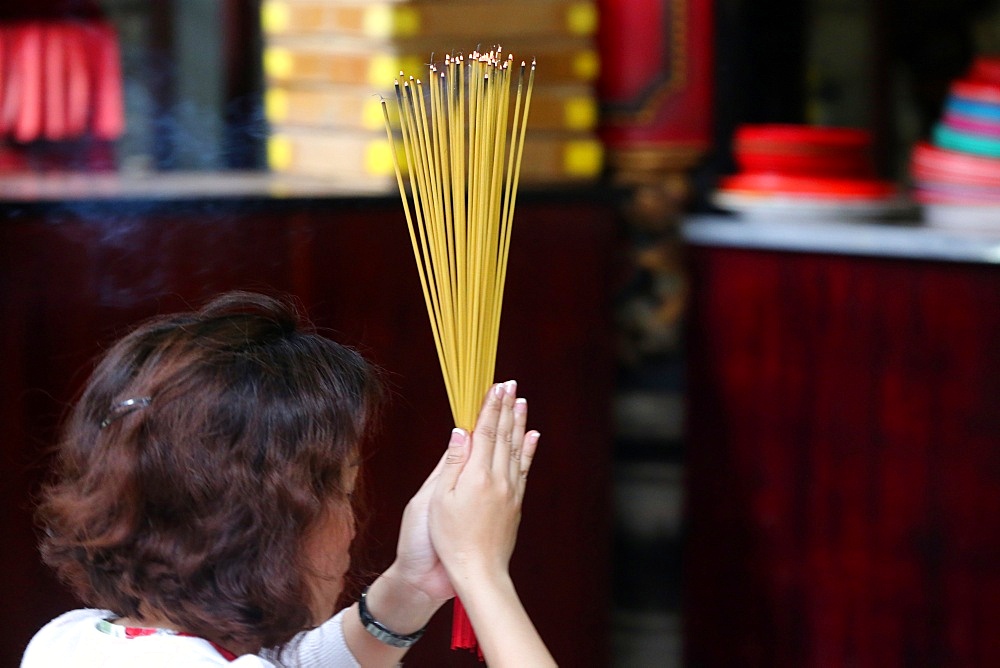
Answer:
[
  {"left": 714, "top": 124, "right": 906, "bottom": 220},
  {"left": 913, "top": 55, "right": 1000, "bottom": 230},
  {"left": 733, "top": 124, "right": 876, "bottom": 177}
]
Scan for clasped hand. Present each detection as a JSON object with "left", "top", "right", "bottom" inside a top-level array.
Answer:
[{"left": 393, "top": 380, "right": 540, "bottom": 603}]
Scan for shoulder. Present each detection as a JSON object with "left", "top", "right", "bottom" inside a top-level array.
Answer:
[
  {"left": 23, "top": 608, "right": 108, "bottom": 645},
  {"left": 22, "top": 609, "right": 109, "bottom": 666},
  {"left": 278, "top": 609, "right": 359, "bottom": 667},
  {"left": 30, "top": 607, "right": 107, "bottom": 630},
  {"left": 20, "top": 609, "right": 260, "bottom": 668}
]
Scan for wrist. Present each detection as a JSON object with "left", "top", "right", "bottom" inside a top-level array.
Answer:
[
  {"left": 449, "top": 565, "right": 516, "bottom": 601},
  {"left": 365, "top": 563, "right": 446, "bottom": 635},
  {"left": 358, "top": 585, "right": 427, "bottom": 648},
  {"left": 442, "top": 555, "right": 512, "bottom": 589}
]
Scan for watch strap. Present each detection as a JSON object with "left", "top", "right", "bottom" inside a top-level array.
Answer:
[{"left": 358, "top": 585, "right": 428, "bottom": 649}]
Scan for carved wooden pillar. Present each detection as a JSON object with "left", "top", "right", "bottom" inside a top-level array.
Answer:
[
  {"left": 597, "top": 2, "right": 714, "bottom": 664},
  {"left": 598, "top": 0, "right": 713, "bottom": 362}
]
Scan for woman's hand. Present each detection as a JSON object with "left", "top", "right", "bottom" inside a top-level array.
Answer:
[
  {"left": 429, "top": 380, "right": 539, "bottom": 587},
  {"left": 426, "top": 380, "right": 554, "bottom": 667},
  {"left": 352, "top": 381, "right": 555, "bottom": 668},
  {"left": 389, "top": 380, "right": 538, "bottom": 601},
  {"left": 342, "top": 381, "right": 549, "bottom": 668},
  {"left": 386, "top": 441, "right": 458, "bottom": 604}
]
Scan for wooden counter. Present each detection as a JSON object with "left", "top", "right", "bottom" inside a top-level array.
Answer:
[{"left": 0, "top": 175, "right": 619, "bottom": 666}]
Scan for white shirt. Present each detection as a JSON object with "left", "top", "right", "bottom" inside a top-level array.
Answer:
[{"left": 21, "top": 608, "right": 360, "bottom": 668}]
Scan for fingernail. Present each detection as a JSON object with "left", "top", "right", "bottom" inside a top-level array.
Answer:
[
  {"left": 504, "top": 380, "right": 517, "bottom": 396},
  {"left": 493, "top": 383, "right": 504, "bottom": 398},
  {"left": 515, "top": 397, "right": 527, "bottom": 413},
  {"left": 450, "top": 427, "right": 467, "bottom": 444}
]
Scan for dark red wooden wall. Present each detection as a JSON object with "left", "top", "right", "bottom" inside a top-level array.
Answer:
[
  {"left": 684, "top": 244, "right": 1000, "bottom": 667},
  {"left": 0, "top": 192, "right": 617, "bottom": 667}
]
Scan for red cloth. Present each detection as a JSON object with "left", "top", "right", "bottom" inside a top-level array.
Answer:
[{"left": 0, "top": 20, "right": 124, "bottom": 143}]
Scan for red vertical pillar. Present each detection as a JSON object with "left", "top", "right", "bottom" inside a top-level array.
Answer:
[{"left": 598, "top": 0, "right": 714, "bottom": 171}]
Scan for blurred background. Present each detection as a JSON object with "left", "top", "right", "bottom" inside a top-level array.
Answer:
[{"left": 2, "top": 0, "right": 1000, "bottom": 666}]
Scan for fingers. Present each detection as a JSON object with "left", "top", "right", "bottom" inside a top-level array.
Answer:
[
  {"left": 492, "top": 381, "right": 518, "bottom": 474},
  {"left": 509, "top": 397, "right": 527, "bottom": 481},
  {"left": 463, "top": 380, "right": 539, "bottom": 491},
  {"left": 435, "top": 428, "right": 469, "bottom": 492},
  {"left": 469, "top": 383, "right": 504, "bottom": 470},
  {"left": 520, "top": 431, "right": 540, "bottom": 482}
]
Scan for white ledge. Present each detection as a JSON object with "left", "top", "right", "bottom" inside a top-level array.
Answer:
[{"left": 683, "top": 215, "right": 1000, "bottom": 265}]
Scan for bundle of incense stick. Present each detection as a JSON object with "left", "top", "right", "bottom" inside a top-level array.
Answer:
[{"left": 381, "top": 48, "right": 535, "bottom": 654}]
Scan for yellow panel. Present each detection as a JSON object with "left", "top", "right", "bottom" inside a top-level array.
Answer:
[
  {"left": 364, "top": 139, "right": 395, "bottom": 175},
  {"left": 564, "top": 97, "right": 598, "bottom": 130},
  {"left": 401, "top": 56, "right": 423, "bottom": 77},
  {"left": 265, "top": 88, "right": 289, "bottom": 123},
  {"left": 364, "top": 6, "right": 420, "bottom": 38},
  {"left": 363, "top": 6, "right": 393, "bottom": 38},
  {"left": 392, "top": 7, "right": 421, "bottom": 37},
  {"left": 260, "top": 0, "right": 290, "bottom": 34},
  {"left": 263, "top": 47, "right": 292, "bottom": 80},
  {"left": 267, "top": 135, "right": 293, "bottom": 171},
  {"left": 370, "top": 55, "right": 423, "bottom": 85},
  {"left": 564, "top": 139, "right": 603, "bottom": 176},
  {"left": 566, "top": 3, "right": 598, "bottom": 36},
  {"left": 364, "top": 98, "right": 389, "bottom": 130},
  {"left": 368, "top": 55, "right": 398, "bottom": 85},
  {"left": 572, "top": 51, "right": 600, "bottom": 80}
]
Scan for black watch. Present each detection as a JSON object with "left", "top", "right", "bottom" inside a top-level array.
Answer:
[{"left": 358, "top": 585, "right": 428, "bottom": 648}]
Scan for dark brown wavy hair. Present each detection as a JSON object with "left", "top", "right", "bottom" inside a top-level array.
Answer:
[{"left": 36, "top": 291, "right": 382, "bottom": 651}]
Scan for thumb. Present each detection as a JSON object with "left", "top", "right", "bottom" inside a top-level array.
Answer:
[{"left": 437, "top": 428, "right": 469, "bottom": 492}]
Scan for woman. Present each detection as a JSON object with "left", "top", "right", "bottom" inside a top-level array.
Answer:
[{"left": 22, "top": 291, "right": 555, "bottom": 667}]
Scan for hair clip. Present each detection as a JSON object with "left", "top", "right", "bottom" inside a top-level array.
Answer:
[{"left": 99, "top": 396, "right": 152, "bottom": 429}]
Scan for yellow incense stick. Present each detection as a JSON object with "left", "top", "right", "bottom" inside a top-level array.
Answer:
[
  {"left": 381, "top": 49, "right": 535, "bottom": 653},
  {"left": 382, "top": 50, "right": 535, "bottom": 433}
]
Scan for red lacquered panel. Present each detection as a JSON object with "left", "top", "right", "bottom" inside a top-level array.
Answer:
[
  {"left": 0, "top": 193, "right": 616, "bottom": 667},
  {"left": 684, "top": 244, "right": 1000, "bottom": 667}
]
